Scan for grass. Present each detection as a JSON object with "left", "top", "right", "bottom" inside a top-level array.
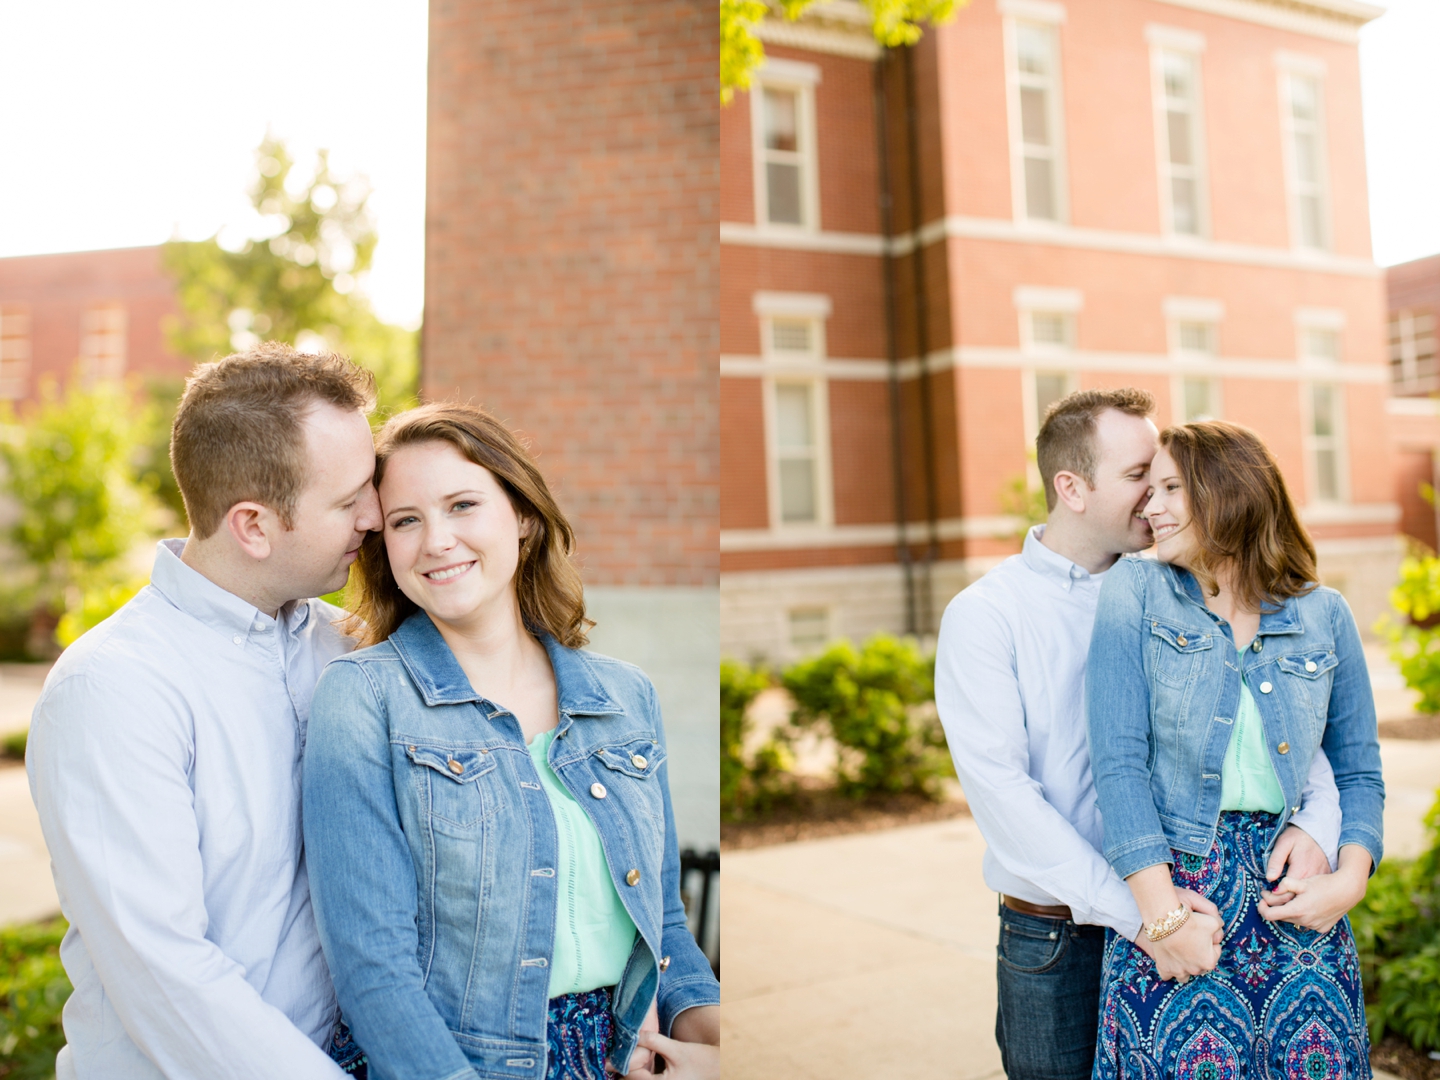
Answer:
[{"left": 0, "top": 918, "right": 69, "bottom": 1080}]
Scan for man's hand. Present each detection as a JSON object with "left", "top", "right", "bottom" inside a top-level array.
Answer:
[
  {"left": 1264, "top": 825, "right": 1330, "bottom": 903},
  {"left": 1259, "top": 845, "right": 1372, "bottom": 934},
  {"left": 617, "top": 1006, "right": 719, "bottom": 1080},
  {"left": 608, "top": 1001, "right": 660, "bottom": 1076}
]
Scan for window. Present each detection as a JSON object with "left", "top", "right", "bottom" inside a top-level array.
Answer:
[
  {"left": 770, "top": 318, "right": 815, "bottom": 356},
  {"left": 1155, "top": 49, "right": 1207, "bottom": 236},
  {"left": 79, "top": 303, "right": 127, "bottom": 382},
  {"left": 1180, "top": 378, "right": 1218, "bottom": 422},
  {"left": 1167, "top": 302, "right": 1221, "bottom": 422},
  {"left": 1281, "top": 71, "right": 1329, "bottom": 250},
  {"left": 751, "top": 61, "right": 820, "bottom": 231},
  {"left": 0, "top": 305, "right": 31, "bottom": 400},
  {"left": 1305, "top": 383, "right": 1346, "bottom": 503},
  {"left": 788, "top": 608, "right": 830, "bottom": 651},
  {"left": 1033, "top": 370, "right": 1076, "bottom": 431},
  {"left": 1023, "top": 309, "right": 1074, "bottom": 353},
  {"left": 1389, "top": 309, "right": 1438, "bottom": 395},
  {"left": 1175, "top": 321, "right": 1214, "bottom": 355},
  {"left": 773, "top": 382, "right": 822, "bottom": 524},
  {"left": 1010, "top": 21, "right": 1066, "bottom": 222},
  {"left": 1301, "top": 327, "right": 1341, "bottom": 364}
]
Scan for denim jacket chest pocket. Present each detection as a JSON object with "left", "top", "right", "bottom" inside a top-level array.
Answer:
[
  {"left": 593, "top": 737, "right": 668, "bottom": 825},
  {"left": 1148, "top": 619, "right": 1215, "bottom": 689},
  {"left": 1274, "top": 650, "right": 1338, "bottom": 725},
  {"left": 405, "top": 743, "right": 503, "bottom": 830}
]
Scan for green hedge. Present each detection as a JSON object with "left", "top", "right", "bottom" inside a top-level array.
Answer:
[{"left": 0, "top": 917, "right": 69, "bottom": 1079}]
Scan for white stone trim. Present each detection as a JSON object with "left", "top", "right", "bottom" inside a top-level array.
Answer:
[
  {"left": 1386, "top": 397, "right": 1440, "bottom": 417},
  {"left": 1164, "top": 296, "right": 1226, "bottom": 321},
  {"left": 1273, "top": 50, "right": 1328, "bottom": 77},
  {"left": 753, "top": 291, "right": 833, "bottom": 318},
  {"left": 1013, "top": 285, "right": 1084, "bottom": 312},
  {"left": 1300, "top": 502, "right": 1400, "bottom": 526},
  {"left": 1145, "top": 23, "right": 1207, "bottom": 51},
  {"left": 997, "top": 0, "right": 1066, "bottom": 24},
  {"left": 1149, "top": 0, "right": 1381, "bottom": 45},
  {"left": 1295, "top": 306, "right": 1347, "bottom": 330},
  {"left": 721, "top": 515, "right": 1022, "bottom": 552},
  {"left": 718, "top": 217, "right": 1381, "bottom": 278},
  {"left": 753, "top": 12, "right": 882, "bottom": 60},
  {"left": 756, "top": 56, "right": 823, "bottom": 86}
]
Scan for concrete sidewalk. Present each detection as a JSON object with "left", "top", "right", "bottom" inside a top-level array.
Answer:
[
  {"left": 0, "top": 662, "right": 56, "bottom": 926},
  {"left": 722, "top": 736, "right": 1440, "bottom": 1079}
]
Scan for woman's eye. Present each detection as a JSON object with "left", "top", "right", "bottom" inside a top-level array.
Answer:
[
  {"left": 391, "top": 515, "right": 418, "bottom": 528},
  {"left": 451, "top": 500, "right": 476, "bottom": 512}
]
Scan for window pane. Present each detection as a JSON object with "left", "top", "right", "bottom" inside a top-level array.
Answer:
[
  {"left": 1020, "top": 87, "right": 1050, "bottom": 146},
  {"left": 1303, "top": 328, "right": 1339, "bottom": 362},
  {"left": 775, "top": 384, "right": 813, "bottom": 449},
  {"left": 788, "top": 608, "right": 829, "bottom": 649},
  {"left": 1289, "top": 76, "right": 1318, "bottom": 121},
  {"left": 1311, "top": 385, "right": 1335, "bottom": 437},
  {"left": 1292, "top": 131, "right": 1318, "bottom": 184},
  {"left": 1314, "top": 447, "right": 1339, "bottom": 501},
  {"left": 1166, "top": 111, "right": 1193, "bottom": 166},
  {"left": 1162, "top": 54, "right": 1191, "bottom": 101},
  {"left": 763, "top": 89, "right": 798, "bottom": 152},
  {"left": 1183, "top": 378, "right": 1214, "bottom": 421},
  {"left": 766, "top": 162, "right": 803, "bottom": 225},
  {"left": 1177, "top": 321, "right": 1213, "bottom": 354},
  {"left": 1035, "top": 372, "right": 1070, "bottom": 428},
  {"left": 1171, "top": 178, "right": 1198, "bottom": 234},
  {"left": 1298, "top": 194, "right": 1325, "bottom": 249},
  {"left": 1031, "top": 312, "right": 1069, "bottom": 346},
  {"left": 772, "top": 319, "right": 812, "bottom": 353},
  {"left": 779, "top": 459, "right": 817, "bottom": 522},
  {"left": 1024, "top": 156, "right": 1055, "bottom": 220},
  {"left": 1016, "top": 25, "right": 1051, "bottom": 75}
]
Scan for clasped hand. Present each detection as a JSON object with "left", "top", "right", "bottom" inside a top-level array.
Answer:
[{"left": 1138, "top": 888, "right": 1224, "bottom": 983}]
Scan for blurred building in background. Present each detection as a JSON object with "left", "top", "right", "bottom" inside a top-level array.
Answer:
[
  {"left": 0, "top": 246, "right": 187, "bottom": 399},
  {"left": 721, "top": 0, "right": 1396, "bottom": 662},
  {"left": 422, "top": 0, "right": 719, "bottom": 853},
  {"left": 1386, "top": 253, "right": 1440, "bottom": 552}
]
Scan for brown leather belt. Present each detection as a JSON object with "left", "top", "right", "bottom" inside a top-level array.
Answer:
[{"left": 1002, "top": 894, "right": 1073, "bottom": 920}]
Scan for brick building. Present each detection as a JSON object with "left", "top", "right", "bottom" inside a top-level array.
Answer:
[
  {"left": 0, "top": 246, "right": 187, "bottom": 401},
  {"left": 423, "top": 0, "right": 719, "bottom": 850},
  {"left": 1385, "top": 254, "right": 1440, "bottom": 552},
  {"left": 721, "top": 0, "right": 1396, "bottom": 661}
]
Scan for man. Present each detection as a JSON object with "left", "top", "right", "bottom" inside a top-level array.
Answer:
[
  {"left": 934, "top": 388, "right": 1341, "bottom": 1080},
  {"left": 28, "top": 344, "right": 381, "bottom": 1078}
]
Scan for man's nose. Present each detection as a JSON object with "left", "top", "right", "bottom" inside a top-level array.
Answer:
[{"left": 356, "top": 486, "right": 383, "bottom": 531}]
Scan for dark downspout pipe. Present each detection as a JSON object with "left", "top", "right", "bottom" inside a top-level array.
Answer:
[
  {"left": 904, "top": 43, "right": 941, "bottom": 636},
  {"left": 875, "top": 49, "right": 918, "bottom": 636}
]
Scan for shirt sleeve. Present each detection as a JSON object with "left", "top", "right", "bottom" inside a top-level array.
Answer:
[
  {"left": 1287, "top": 746, "right": 1342, "bottom": 871},
  {"left": 935, "top": 589, "right": 1144, "bottom": 941},
  {"left": 26, "top": 672, "right": 345, "bottom": 1079}
]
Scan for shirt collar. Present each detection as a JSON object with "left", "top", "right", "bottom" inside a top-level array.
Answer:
[
  {"left": 1021, "top": 524, "right": 1098, "bottom": 592},
  {"left": 148, "top": 539, "right": 307, "bottom": 641},
  {"left": 389, "top": 610, "right": 626, "bottom": 717}
]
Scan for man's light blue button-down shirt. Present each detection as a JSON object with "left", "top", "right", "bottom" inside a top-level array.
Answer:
[
  {"left": 935, "top": 526, "right": 1341, "bottom": 939},
  {"left": 27, "top": 540, "right": 353, "bottom": 1079}
]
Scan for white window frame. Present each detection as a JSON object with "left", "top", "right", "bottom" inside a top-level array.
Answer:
[
  {"left": 1302, "top": 380, "right": 1348, "bottom": 505},
  {"left": 1146, "top": 27, "right": 1209, "bottom": 238},
  {"left": 1276, "top": 53, "right": 1331, "bottom": 252},
  {"left": 1002, "top": 4, "right": 1069, "bottom": 225},
  {"left": 1390, "top": 307, "right": 1439, "bottom": 395},
  {"left": 754, "top": 291, "right": 834, "bottom": 530},
  {"left": 750, "top": 59, "right": 822, "bottom": 233},
  {"left": 1164, "top": 296, "right": 1223, "bottom": 422},
  {"left": 1014, "top": 285, "right": 1081, "bottom": 452},
  {"left": 1295, "top": 307, "right": 1345, "bottom": 368},
  {"left": 0, "top": 305, "right": 31, "bottom": 400}
]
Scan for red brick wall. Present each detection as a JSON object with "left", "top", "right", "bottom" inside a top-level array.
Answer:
[
  {"left": 0, "top": 246, "right": 187, "bottom": 399},
  {"left": 424, "top": 0, "right": 718, "bottom": 587}
]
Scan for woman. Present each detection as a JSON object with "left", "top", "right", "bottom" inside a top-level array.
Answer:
[
  {"left": 303, "top": 403, "right": 720, "bottom": 1080},
  {"left": 1085, "top": 421, "right": 1384, "bottom": 1079}
]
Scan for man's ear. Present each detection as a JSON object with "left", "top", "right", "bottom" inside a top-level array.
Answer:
[
  {"left": 225, "top": 502, "right": 277, "bottom": 560},
  {"left": 1052, "top": 470, "right": 1089, "bottom": 515}
]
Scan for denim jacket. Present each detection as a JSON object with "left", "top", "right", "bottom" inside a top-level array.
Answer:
[
  {"left": 1086, "top": 556, "right": 1384, "bottom": 881},
  {"left": 302, "top": 613, "right": 719, "bottom": 1080}
]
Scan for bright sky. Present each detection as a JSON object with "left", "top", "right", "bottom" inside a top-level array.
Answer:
[{"left": 0, "top": 0, "right": 1433, "bottom": 331}]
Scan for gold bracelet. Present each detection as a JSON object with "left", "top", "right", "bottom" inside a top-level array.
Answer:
[{"left": 1144, "top": 906, "right": 1191, "bottom": 942}]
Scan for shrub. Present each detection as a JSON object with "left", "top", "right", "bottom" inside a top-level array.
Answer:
[
  {"left": 720, "top": 659, "right": 792, "bottom": 820},
  {"left": 0, "top": 917, "right": 70, "bottom": 1078},
  {"left": 1377, "top": 551, "right": 1440, "bottom": 713},
  {"left": 1351, "top": 788, "right": 1440, "bottom": 1052},
  {"left": 0, "top": 731, "right": 23, "bottom": 762},
  {"left": 782, "top": 634, "right": 948, "bottom": 799}
]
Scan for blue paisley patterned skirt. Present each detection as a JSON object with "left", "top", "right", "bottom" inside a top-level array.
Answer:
[
  {"left": 1093, "top": 811, "right": 1371, "bottom": 1080},
  {"left": 546, "top": 986, "right": 616, "bottom": 1080}
]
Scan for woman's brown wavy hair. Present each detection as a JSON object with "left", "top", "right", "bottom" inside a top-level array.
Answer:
[
  {"left": 343, "top": 403, "right": 592, "bottom": 648},
  {"left": 1159, "top": 420, "right": 1319, "bottom": 612}
]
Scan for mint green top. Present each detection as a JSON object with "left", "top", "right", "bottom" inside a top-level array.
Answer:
[
  {"left": 528, "top": 727, "right": 638, "bottom": 997},
  {"left": 1219, "top": 647, "right": 1286, "bottom": 813}
]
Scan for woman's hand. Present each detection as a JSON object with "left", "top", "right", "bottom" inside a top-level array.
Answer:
[
  {"left": 1147, "top": 909, "right": 1223, "bottom": 982},
  {"left": 1258, "top": 844, "right": 1371, "bottom": 934}
]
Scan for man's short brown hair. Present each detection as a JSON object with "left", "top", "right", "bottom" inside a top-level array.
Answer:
[
  {"left": 1035, "top": 388, "right": 1155, "bottom": 511},
  {"left": 170, "top": 343, "right": 376, "bottom": 539}
]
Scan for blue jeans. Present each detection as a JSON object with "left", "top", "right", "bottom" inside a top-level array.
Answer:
[{"left": 995, "top": 904, "right": 1106, "bottom": 1080}]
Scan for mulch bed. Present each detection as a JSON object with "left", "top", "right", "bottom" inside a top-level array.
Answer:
[
  {"left": 721, "top": 783, "right": 969, "bottom": 851},
  {"left": 1378, "top": 715, "right": 1440, "bottom": 740},
  {"left": 1373, "top": 1036, "right": 1440, "bottom": 1080}
]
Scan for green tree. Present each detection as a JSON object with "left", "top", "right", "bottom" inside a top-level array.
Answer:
[
  {"left": 720, "top": 0, "right": 965, "bottom": 103},
  {"left": 163, "top": 135, "right": 418, "bottom": 414},
  {"left": 0, "top": 379, "right": 161, "bottom": 649}
]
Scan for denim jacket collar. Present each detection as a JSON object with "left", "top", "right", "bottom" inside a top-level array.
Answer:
[
  {"left": 1160, "top": 561, "right": 1305, "bottom": 637},
  {"left": 389, "top": 610, "right": 625, "bottom": 716}
]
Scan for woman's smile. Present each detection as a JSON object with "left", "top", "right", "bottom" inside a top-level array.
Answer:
[{"left": 422, "top": 560, "right": 476, "bottom": 582}]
